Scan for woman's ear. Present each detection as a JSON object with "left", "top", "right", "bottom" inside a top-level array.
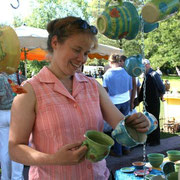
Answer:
[{"left": 51, "top": 35, "right": 58, "bottom": 49}]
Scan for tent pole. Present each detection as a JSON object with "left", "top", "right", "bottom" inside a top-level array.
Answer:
[{"left": 23, "top": 47, "right": 27, "bottom": 77}]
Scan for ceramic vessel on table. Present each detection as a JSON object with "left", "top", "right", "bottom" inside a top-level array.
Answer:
[
  {"left": 166, "top": 171, "right": 178, "bottom": 180},
  {"left": 132, "top": 161, "right": 145, "bottom": 170},
  {"left": 167, "top": 150, "right": 180, "bottom": 162},
  {"left": 82, "top": 130, "right": 114, "bottom": 162},
  {"left": 147, "top": 153, "right": 165, "bottom": 168},
  {"left": 175, "top": 160, "right": 180, "bottom": 172},
  {"left": 161, "top": 161, "right": 175, "bottom": 175}
]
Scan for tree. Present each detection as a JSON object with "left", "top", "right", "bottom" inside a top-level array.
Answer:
[{"left": 144, "top": 11, "right": 180, "bottom": 69}]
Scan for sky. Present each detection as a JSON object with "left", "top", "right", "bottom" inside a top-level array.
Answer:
[{"left": 0, "top": 0, "right": 33, "bottom": 25}]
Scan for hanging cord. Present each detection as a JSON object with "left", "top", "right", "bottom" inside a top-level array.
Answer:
[
  {"left": 140, "top": 1, "right": 147, "bottom": 113},
  {"left": 118, "top": 39, "right": 123, "bottom": 50},
  {"left": 140, "top": 1, "right": 148, "bottom": 175},
  {"left": 10, "top": 0, "right": 20, "bottom": 9}
]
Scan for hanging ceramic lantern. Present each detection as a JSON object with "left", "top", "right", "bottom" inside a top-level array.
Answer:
[
  {"left": 0, "top": 26, "right": 20, "bottom": 74},
  {"left": 97, "top": 0, "right": 140, "bottom": 40}
]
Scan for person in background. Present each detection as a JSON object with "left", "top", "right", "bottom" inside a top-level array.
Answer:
[
  {"left": 119, "top": 55, "right": 137, "bottom": 113},
  {"left": 103, "top": 54, "right": 133, "bottom": 156},
  {"left": 156, "top": 67, "right": 162, "bottom": 76},
  {"left": 0, "top": 72, "right": 24, "bottom": 180},
  {"left": 138, "top": 59, "right": 165, "bottom": 146},
  {"left": 9, "top": 16, "right": 150, "bottom": 179}
]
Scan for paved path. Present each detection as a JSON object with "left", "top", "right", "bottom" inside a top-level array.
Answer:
[{"left": 106, "top": 135, "right": 180, "bottom": 174}]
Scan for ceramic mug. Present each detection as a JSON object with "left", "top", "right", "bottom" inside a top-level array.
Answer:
[
  {"left": 124, "top": 55, "right": 145, "bottom": 77},
  {"left": 175, "top": 161, "right": 180, "bottom": 172},
  {"left": 82, "top": 130, "right": 114, "bottom": 162},
  {"left": 112, "top": 111, "right": 158, "bottom": 147},
  {"left": 141, "top": 19, "right": 159, "bottom": 33},
  {"left": 145, "top": 111, "right": 158, "bottom": 134},
  {"left": 166, "top": 171, "right": 178, "bottom": 180},
  {"left": 97, "top": 0, "right": 140, "bottom": 40},
  {"left": 111, "top": 115, "right": 147, "bottom": 148},
  {"left": 141, "top": 0, "right": 180, "bottom": 23},
  {"left": 161, "top": 161, "right": 175, "bottom": 175}
]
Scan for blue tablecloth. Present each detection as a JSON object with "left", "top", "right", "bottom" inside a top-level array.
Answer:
[{"left": 115, "top": 168, "right": 164, "bottom": 180}]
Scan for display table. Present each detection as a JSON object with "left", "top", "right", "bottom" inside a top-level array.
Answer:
[{"left": 115, "top": 167, "right": 163, "bottom": 180}]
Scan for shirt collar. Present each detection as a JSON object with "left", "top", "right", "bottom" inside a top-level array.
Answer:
[{"left": 37, "top": 66, "right": 88, "bottom": 84}]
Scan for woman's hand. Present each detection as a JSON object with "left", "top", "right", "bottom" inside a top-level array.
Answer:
[
  {"left": 52, "top": 142, "right": 88, "bottom": 166},
  {"left": 125, "top": 112, "right": 150, "bottom": 133}
]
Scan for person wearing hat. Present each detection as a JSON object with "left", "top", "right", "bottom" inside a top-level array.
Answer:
[{"left": 138, "top": 59, "right": 165, "bottom": 146}]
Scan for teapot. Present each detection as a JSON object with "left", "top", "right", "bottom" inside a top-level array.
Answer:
[{"left": 124, "top": 55, "right": 145, "bottom": 77}]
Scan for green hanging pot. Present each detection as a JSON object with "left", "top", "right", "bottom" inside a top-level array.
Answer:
[
  {"left": 97, "top": 0, "right": 140, "bottom": 40},
  {"left": 0, "top": 26, "right": 20, "bottom": 74}
]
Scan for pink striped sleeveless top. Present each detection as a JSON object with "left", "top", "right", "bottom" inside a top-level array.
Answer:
[{"left": 27, "top": 67, "right": 110, "bottom": 180}]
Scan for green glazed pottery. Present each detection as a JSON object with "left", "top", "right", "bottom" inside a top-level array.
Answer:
[
  {"left": 124, "top": 55, "right": 145, "bottom": 77},
  {"left": 97, "top": 0, "right": 140, "bottom": 40},
  {"left": 167, "top": 150, "right": 180, "bottom": 162},
  {"left": 142, "top": 0, "right": 180, "bottom": 23},
  {"left": 112, "top": 111, "right": 158, "bottom": 148},
  {"left": 147, "top": 153, "right": 165, "bottom": 168},
  {"left": 83, "top": 130, "right": 114, "bottom": 162},
  {"left": 161, "top": 161, "right": 175, "bottom": 175},
  {"left": 175, "top": 161, "right": 180, "bottom": 172},
  {"left": 112, "top": 115, "right": 147, "bottom": 148},
  {"left": 166, "top": 171, "right": 178, "bottom": 180}
]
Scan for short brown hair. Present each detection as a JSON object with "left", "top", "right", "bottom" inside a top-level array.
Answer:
[
  {"left": 119, "top": 55, "right": 127, "bottom": 62},
  {"left": 47, "top": 16, "right": 98, "bottom": 53},
  {"left": 109, "top": 53, "right": 121, "bottom": 63}
]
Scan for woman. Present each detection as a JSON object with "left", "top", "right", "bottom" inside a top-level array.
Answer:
[{"left": 9, "top": 16, "right": 150, "bottom": 179}]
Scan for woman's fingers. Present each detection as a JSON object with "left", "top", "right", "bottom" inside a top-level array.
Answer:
[{"left": 125, "top": 112, "right": 150, "bottom": 132}]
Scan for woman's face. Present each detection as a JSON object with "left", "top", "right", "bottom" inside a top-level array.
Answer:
[{"left": 50, "top": 33, "right": 94, "bottom": 78}]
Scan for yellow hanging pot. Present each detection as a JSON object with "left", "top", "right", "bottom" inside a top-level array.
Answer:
[{"left": 0, "top": 26, "right": 20, "bottom": 74}]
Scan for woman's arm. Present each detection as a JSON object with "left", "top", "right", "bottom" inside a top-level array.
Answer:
[
  {"left": 9, "top": 83, "right": 87, "bottom": 166},
  {"left": 97, "top": 82, "right": 124, "bottom": 129},
  {"left": 98, "top": 82, "right": 150, "bottom": 132}
]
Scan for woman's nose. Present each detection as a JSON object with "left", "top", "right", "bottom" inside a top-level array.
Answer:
[{"left": 77, "top": 53, "right": 87, "bottom": 64}]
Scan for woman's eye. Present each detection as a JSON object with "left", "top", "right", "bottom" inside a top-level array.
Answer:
[
  {"left": 84, "top": 52, "right": 89, "bottom": 56},
  {"left": 73, "top": 49, "right": 81, "bottom": 53}
]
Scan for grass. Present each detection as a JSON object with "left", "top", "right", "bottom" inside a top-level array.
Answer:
[{"left": 160, "top": 131, "right": 179, "bottom": 139}]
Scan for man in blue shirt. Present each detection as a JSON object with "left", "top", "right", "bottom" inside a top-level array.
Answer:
[{"left": 139, "top": 59, "right": 165, "bottom": 146}]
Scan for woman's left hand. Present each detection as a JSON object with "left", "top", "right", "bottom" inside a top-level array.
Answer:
[{"left": 125, "top": 112, "right": 150, "bottom": 133}]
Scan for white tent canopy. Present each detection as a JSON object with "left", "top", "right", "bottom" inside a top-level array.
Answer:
[
  {"left": 14, "top": 25, "right": 123, "bottom": 56},
  {"left": 15, "top": 25, "right": 48, "bottom": 49}
]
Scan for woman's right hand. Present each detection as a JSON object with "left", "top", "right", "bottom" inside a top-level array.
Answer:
[{"left": 52, "top": 142, "right": 88, "bottom": 165}]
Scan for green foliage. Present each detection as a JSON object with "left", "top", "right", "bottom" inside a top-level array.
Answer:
[
  {"left": 26, "top": 60, "right": 49, "bottom": 78},
  {"left": 12, "top": 0, "right": 180, "bottom": 71},
  {"left": 144, "top": 11, "right": 180, "bottom": 69}
]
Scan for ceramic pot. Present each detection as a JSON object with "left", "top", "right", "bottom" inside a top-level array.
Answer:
[
  {"left": 124, "top": 55, "right": 145, "bottom": 77},
  {"left": 82, "top": 130, "right": 114, "bottom": 162},
  {"left": 97, "top": 0, "right": 140, "bottom": 40},
  {"left": 141, "top": 0, "right": 180, "bottom": 23}
]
